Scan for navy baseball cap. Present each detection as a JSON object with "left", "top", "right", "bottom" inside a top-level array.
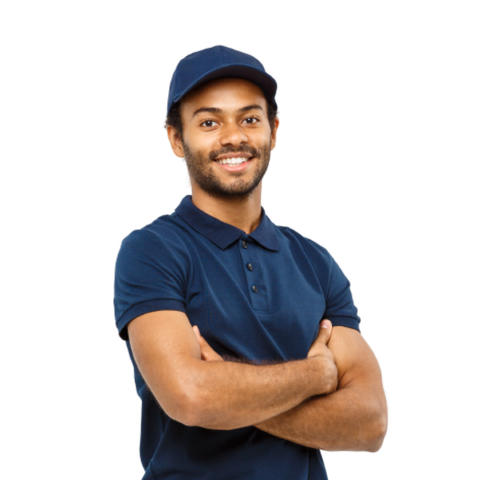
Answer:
[{"left": 167, "top": 45, "right": 277, "bottom": 114}]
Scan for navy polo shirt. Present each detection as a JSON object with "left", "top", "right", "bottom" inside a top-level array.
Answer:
[{"left": 114, "top": 195, "right": 360, "bottom": 480}]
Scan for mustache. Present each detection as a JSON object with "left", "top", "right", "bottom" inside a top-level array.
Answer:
[{"left": 208, "top": 145, "right": 261, "bottom": 161}]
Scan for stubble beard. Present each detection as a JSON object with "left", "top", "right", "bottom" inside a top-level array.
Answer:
[{"left": 182, "top": 141, "right": 271, "bottom": 199}]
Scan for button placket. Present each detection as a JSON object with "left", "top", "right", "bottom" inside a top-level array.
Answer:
[{"left": 242, "top": 240, "right": 259, "bottom": 293}]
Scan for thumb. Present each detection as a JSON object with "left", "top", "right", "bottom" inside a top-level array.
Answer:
[{"left": 317, "top": 319, "right": 333, "bottom": 344}]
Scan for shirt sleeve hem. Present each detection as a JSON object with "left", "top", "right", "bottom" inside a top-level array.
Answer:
[
  {"left": 117, "top": 299, "right": 187, "bottom": 341},
  {"left": 323, "top": 315, "right": 361, "bottom": 333}
]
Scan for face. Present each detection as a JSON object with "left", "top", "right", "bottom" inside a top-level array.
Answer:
[{"left": 167, "top": 78, "right": 278, "bottom": 199}]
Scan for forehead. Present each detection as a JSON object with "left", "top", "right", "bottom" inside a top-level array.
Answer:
[{"left": 181, "top": 78, "right": 268, "bottom": 115}]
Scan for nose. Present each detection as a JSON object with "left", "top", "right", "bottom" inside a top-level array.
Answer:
[{"left": 219, "top": 120, "right": 248, "bottom": 147}]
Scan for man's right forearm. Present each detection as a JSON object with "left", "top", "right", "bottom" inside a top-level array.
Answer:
[{"left": 181, "top": 355, "right": 335, "bottom": 430}]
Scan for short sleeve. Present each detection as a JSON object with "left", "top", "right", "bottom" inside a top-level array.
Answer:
[
  {"left": 114, "top": 228, "right": 189, "bottom": 341},
  {"left": 322, "top": 253, "right": 361, "bottom": 332}
]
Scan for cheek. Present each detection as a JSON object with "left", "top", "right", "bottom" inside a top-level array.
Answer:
[{"left": 185, "top": 132, "right": 217, "bottom": 155}]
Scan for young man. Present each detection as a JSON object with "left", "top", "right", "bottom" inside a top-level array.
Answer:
[{"left": 114, "top": 45, "right": 387, "bottom": 480}]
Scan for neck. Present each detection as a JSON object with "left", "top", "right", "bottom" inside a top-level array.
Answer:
[{"left": 190, "top": 183, "right": 263, "bottom": 234}]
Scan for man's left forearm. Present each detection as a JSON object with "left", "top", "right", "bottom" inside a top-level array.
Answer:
[{"left": 254, "top": 381, "right": 387, "bottom": 452}]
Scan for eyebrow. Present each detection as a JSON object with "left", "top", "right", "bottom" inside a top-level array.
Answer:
[{"left": 192, "top": 104, "right": 264, "bottom": 118}]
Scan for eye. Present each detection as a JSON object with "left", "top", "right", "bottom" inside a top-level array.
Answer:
[
  {"left": 243, "top": 117, "right": 259, "bottom": 125},
  {"left": 200, "top": 120, "right": 218, "bottom": 128}
]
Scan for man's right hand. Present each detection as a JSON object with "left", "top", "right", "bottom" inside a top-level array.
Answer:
[{"left": 307, "top": 319, "right": 338, "bottom": 394}]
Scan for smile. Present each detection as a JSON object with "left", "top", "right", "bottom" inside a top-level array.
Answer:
[
  {"left": 217, "top": 157, "right": 249, "bottom": 166},
  {"left": 215, "top": 157, "right": 255, "bottom": 172}
]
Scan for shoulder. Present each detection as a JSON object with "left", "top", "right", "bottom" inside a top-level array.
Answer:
[
  {"left": 120, "top": 213, "right": 187, "bottom": 250},
  {"left": 116, "top": 213, "right": 192, "bottom": 269},
  {"left": 274, "top": 224, "right": 347, "bottom": 295},
  {"left": 275, "top": 224, "right": 334, "bottom": 266},
  {"left": 121, "top": 213, "right": 181, "bottom": 245}
]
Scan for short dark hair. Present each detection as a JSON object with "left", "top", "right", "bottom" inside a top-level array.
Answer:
[{"left": 165, "top": 95, "right": 278, "bottom": 139}]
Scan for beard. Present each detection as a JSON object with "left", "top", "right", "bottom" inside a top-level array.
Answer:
[{"left": 183, "top": 141, "right": 271, "bottom": 199}]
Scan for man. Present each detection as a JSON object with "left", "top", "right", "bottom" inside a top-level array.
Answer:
[{"left": 114, "top": 45, "right": 387, "bottom": 480}]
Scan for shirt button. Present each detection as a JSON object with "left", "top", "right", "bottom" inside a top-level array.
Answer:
[
  {"left": 242, "top": 240, "right": 248, "bottom": 249},
  {"left": 246, "top": 263, "right": 254, "bottom": 271},
  {"left": 251, "top": 285, "right": 258, "bottom": 293}
]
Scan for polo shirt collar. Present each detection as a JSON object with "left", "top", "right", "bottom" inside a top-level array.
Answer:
[{"left": 175, "top": 195, "right": 279, "bottom": 251}]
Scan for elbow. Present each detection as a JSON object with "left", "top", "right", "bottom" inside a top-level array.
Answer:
[
  {"left": 374, "top": 402, "right": 389, "bottom": 451},
  {"left": 366, "top": 415, "right": 390, "bottom": 453},
  {"left": 346, "top": 415, "right": 389, "bottom": 454},
  {"left": 174, "top": 401, "right": 200, "bottom": 428},
  {"left": 165, "top": 362, "right": 214, "bottom": 427},
  {"left": 170, "top": 386, "right": 205, "bottom": 427},
  {"left": 185, "top": 394, "right": 229, "bottom": 429},
  {"left": 375, "top": 415, "right": 390, "bottom": 453},
  {"left": 161, "top": 388, "right": 197, "bottom": 427},
  {"left": 365, "top": 428, "right": 387, "bottom": 453},
  {"left": 346, "top": 424, "right": 388, "bottom": 455},
  {"left": 327, "top": 402, "right": 388, "bottom": 453},
  {"left": 321, "top": 426, "right": 387, "bottom": 453},
  {"left": 169, "top": 384, "right": 218, "bottom": 428},
  {"left": 179, "top": 388, "right": 236, "bottom": 430},
  {"left": 152, "top": 382, "right": 206, "bottom": 428},
  {"left": 158, "top": 396, "right": 193, "bottom": 427},
  {"left": 363, "top": 378, "right": 389, "bottom": 453},
  {"left": 169, "top": 368, "right": 238, "bottom": 429}
]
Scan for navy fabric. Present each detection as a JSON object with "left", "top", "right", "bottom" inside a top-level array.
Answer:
[
  {"left": 167, "top": 45, "right": 277, "bottom": 114},
  {"left": 114, "top": 195, "right": 361, "bottom": 480}
]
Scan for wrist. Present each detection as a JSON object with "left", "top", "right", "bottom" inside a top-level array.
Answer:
[{"left": 307, "top": 355, "right": 337, "bottom": 396}]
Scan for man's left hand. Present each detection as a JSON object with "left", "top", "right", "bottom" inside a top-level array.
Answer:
[{"left": 193, "top": 325, "right": 224, "bottom": 362}]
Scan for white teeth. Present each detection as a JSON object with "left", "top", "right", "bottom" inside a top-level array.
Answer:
[{"left": 216, "top": 157, "right": 249, "bottom": 166}]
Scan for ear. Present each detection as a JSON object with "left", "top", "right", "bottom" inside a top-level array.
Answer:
[
  {"left": 270, "top": 117, "right": 280, "bottom": 151},
  {"left": 167, "top": 126, "right": 185, "bottom": 158}
]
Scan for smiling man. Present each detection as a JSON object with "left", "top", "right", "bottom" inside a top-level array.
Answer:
[
  {"left": 168, "top": 76, "right": 277, "bottom": 225},
  {"left": 114, "top": 46, "right": 387, "bottom": 480}
]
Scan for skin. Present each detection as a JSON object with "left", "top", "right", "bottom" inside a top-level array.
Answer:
[
  {"left": 167, "top": 78, "right": 280, "bottom": 234},
  {"left": 194, "top": 324, "right": 387, "bottom": 451}
]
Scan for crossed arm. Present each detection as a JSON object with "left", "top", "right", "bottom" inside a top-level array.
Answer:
[{"left": 252, "top": 326, "right": 387, "bottom": 451}]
